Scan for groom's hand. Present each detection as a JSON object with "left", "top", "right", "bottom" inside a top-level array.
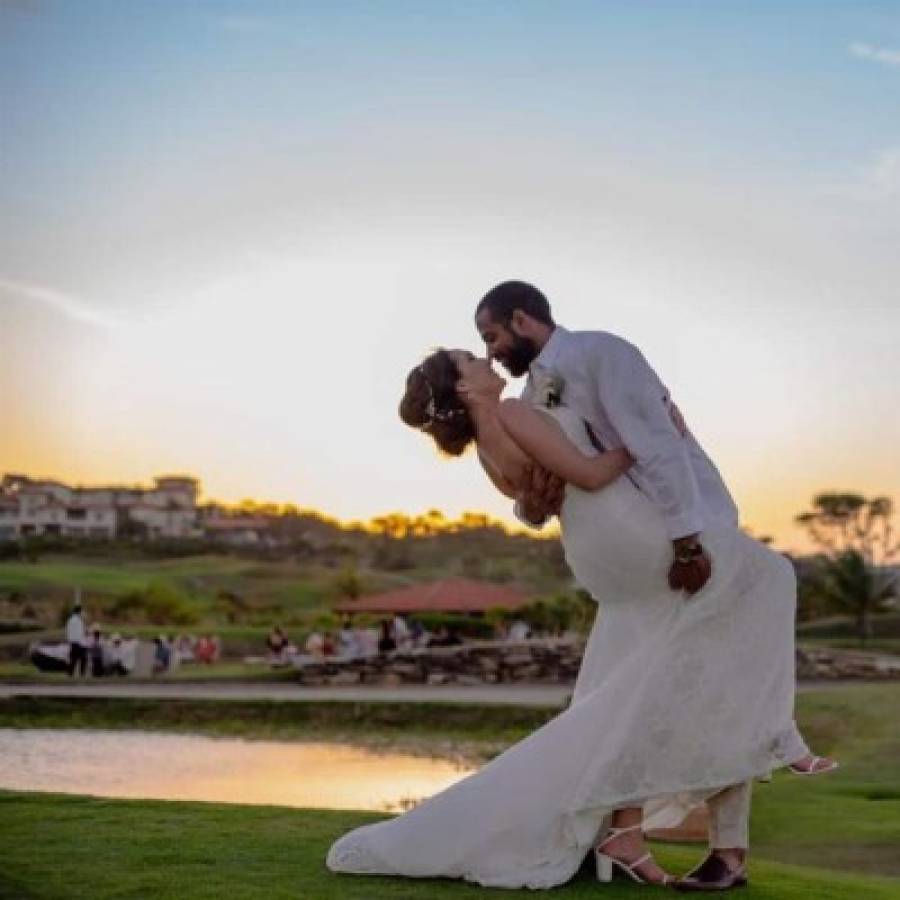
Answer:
[
  {"left": 669, "top": 535, "right": 712, "bottom": 595},
  {"left": 518, "top": 466, "right": 565, "bottom": 526}
]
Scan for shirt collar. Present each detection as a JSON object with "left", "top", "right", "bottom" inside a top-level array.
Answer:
[{"left": 530, "top": 325, "right": 570, "bottom": 374}]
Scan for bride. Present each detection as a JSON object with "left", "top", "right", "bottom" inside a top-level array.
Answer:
[{"left": 327, "top": 348, "right": 834, "bottom": 891}]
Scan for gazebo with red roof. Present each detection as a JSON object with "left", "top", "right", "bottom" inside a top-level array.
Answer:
[{"left": 334, "top": 578, "right": 529, "bottom": 617}]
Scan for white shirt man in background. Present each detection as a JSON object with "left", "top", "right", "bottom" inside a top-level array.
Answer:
[{"left": 65, "top": 603, "right": 88, "bottom": 677}]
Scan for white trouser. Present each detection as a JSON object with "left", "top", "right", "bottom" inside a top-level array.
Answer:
[{"left": 706, "top": 780, "right": 752, "bottom": 849}]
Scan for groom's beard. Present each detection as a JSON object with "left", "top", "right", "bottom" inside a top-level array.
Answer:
[{"left": 499, "top": 334, "right": 540, "bottom": 377}]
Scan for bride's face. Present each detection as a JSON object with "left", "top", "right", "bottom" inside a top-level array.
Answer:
[{"left": 448, "top": 350, "right": 506, "bottom": 403}]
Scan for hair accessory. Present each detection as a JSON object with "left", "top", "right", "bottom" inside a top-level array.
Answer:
[
  {"left": 416, "top": 366, "right": 437, "bottom": 429},
  {"left": 416, "top": 365, "right": 465, "bottom": 430}
]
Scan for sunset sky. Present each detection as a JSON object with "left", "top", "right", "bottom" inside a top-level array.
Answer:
[{"left": 2, "top": 1, "right": 898, "bottom": 552}]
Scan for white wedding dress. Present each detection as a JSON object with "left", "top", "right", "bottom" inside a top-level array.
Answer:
[{"left": 327, "top": 405, "right": 809, "bottom": 889}]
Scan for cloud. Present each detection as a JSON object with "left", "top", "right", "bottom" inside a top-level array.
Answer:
[
  {"left": 0, "top": 277, "right": 121, "bottom": 329},
  {"left": 870, "top": 147, "right": 900, "bottom": 196},
  {"left": 850, "top": 41, "right": 900, "bottom": 68}
]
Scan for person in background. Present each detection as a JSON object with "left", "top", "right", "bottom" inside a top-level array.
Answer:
[
  {"left": 357, "top": 625, "right": 380, "bottom": 658},
  {"left": 428, "top": 624, "right": 462, "bottom": 648},
  {"left": 305, "top": 628, "right": 325, "bottom": 659},
  {"left": 174, "top": 634, "right": 196, "bottom": 664},
  {"left": 444, "top": 625, "right": 462, "bottom": 647},
  {"left": 266, "top": 625, "right": 297, "bottom": 666},
  {"left": 409, "top": 618, "right": 428, "bottom": 648},
  {"left": 266, "top": 625, "right": 288, "bottom": 656},
  {"left": 337, "top": 616, "right": 360, "bottom": 658},
  {"left": 507, "top": 618, "right": 531, "bottom": 642},
  {"left": 194, "top": 634, "right": 218, "bottom": 664},
  {"left": 392, "top": 613, "right": 411, "bottom": 650},
  {"left": 65, "top": 603, "right": 88, "bottom": 678},
  {"left": 152, "top": 635, "right": 171, "bottom": 674},
  {"left": 107, "top": 633, "right": 129, "bottom": 677},
  {"left": 378, "top": 619, "right": 396, "bottom": 655},
  {"left": 88, "top": 624, "right": 105, "bottom": 677}
]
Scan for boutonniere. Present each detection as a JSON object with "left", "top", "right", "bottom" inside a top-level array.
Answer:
[{"left": 532, "top": 369, "right": 565, "bottom": 408}]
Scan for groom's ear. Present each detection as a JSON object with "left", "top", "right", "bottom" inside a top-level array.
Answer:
[{"left": 509, "top": 309, "right": 528, "bottom": 336}]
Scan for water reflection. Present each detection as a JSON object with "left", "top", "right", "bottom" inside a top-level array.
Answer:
[{"left": 0, "top": 729, "right": 477, "bottom": 812}]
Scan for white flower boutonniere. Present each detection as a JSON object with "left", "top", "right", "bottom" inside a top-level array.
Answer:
[{"left": 532, "top": 369, "right": 565, "bottom": 408}]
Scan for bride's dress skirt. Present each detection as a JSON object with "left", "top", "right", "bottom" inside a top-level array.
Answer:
[{"left": 327, "top": 469, "right": 807, "bottom": 888}]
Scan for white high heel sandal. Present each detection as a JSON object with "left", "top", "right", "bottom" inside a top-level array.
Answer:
[
  {"left": 594, "top": 822, "right": 673, "bottom": 886},
  {"left": 788, "top": 754, "right": 839, "bottom": 776}
]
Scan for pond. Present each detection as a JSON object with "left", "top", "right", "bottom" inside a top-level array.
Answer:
[{"left": 0, "top": 729, "right": 477, "bottom": 812}]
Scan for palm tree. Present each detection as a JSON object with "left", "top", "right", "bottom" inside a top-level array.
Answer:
[
  {"left": 796, "top": 493, "right": 899, "bottom": 641},
  {"left": 807, "top": 550, "right": 895, "bottom": 641}
]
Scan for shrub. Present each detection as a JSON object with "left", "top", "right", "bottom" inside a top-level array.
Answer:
[
  {"left": 518, "top": 591, "right": 596, "bottom": 636},
  {"left": 109, "top": 581, "right": 198, "bottom": 626}
]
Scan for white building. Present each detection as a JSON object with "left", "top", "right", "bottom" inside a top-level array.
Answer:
[
  {"left": 0, "top": 474, "right": 201, "bottom": 541},
  {"left": 198, "top": 506, "right": 272, "bottom": 547}
]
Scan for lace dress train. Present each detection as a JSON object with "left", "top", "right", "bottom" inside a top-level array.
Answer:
[{"left": 327, "top": 407, "right": 808, "bottom": 889}]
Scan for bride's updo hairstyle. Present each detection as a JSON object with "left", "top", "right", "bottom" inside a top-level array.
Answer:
[{"left": 399, "top": 349, "right": 475, "bottom": 457}]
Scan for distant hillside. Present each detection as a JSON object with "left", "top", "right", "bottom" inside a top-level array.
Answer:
[{"left": 0, "top": 520, "right": 573, "bottom": 636}]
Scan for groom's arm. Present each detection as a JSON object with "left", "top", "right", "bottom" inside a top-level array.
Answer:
[{"left": 583, "top": 335, "right": 705, "bottom": 541}]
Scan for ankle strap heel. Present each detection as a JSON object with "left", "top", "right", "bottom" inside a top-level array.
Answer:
[{"left": 595, "top": 823, "right": 672, "bottom": 887}]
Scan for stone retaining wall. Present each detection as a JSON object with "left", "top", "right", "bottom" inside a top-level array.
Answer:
[
  {"left": 292, "top": 639, "right": 900, "bottom": 687},
  {"left": 795, "top": 645, "right": 900, "bottom": 680},
  {"left": 293, "top": 639, "right": 585, "bottom": 686}
]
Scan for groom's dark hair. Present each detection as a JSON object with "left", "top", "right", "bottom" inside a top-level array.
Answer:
[{"left": 476, "top": 281, "right": 554, "bottom": 327}]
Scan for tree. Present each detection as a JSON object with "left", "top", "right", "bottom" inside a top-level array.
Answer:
[
  {"left": 331, "top": 565, "right": 364, "bottom": 601},
  {"left": 795, "top": 492, "right": 899, "bottom": 640}
]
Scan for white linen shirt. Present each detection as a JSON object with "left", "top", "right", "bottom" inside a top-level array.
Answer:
[
  {"left": 521, "top": 326, "right": 739, "bottom": 539},
  {"left": 65, "top": 612, "right": 86, "bottom": 645}
]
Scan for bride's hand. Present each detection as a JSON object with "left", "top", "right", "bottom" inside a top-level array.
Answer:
[{"left": 610, "top": 447, "right": 635, "bottom": 471}]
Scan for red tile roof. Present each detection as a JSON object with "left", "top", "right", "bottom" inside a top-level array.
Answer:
[
  {"left": 335, "top": 578, "right": 529, "bottom": 614},
  {"left": 204, "top": 517, "right": 269, "bottom": 531}
]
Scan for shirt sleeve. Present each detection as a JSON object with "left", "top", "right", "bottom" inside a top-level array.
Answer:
[{"left": 584, "top": 335, "right": 705, "bottom": 539}]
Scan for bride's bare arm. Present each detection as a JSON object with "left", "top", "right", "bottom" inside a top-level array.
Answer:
[
  {"left": 477, "top": 449, "right": 520, "bottom": 499},
  {"left": 472, "top": 410, "right": 533, "bottom": 493},
  {"left": 498, "top": 398, "right": 634, "bottom": 491}
]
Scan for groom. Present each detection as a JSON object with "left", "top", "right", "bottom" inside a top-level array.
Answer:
[{"left": 474, "top": 279, "right": 751, "bottom": 891}]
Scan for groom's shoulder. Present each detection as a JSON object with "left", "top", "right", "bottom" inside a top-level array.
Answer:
[{"left": 567, "top": 328, "right": 641, "bottom": 355}]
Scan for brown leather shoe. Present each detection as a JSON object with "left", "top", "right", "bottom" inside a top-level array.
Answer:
[{"left": 674, "top": 852, "right": 748, "bottom": 892}]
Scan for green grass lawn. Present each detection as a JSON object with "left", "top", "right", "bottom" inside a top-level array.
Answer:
[
  {"left": 0, "top": 554, "right": 360, "bottom": 631},
  {"left": 797, "top": 613, "right": 900, "bottom": 639},
  {"left": 1, "top": 684, "right": 900, "bottom": 897},
  {"left": 0, "top": 555, "right": 269, "bottom": 593},
  {"left": 0, "top": 553, "right": 410, "bottom": 610},
  {"left": 799, "top": 637, "right": 900, "bottom": 656},
  {"left": 1, "top": 792, "right": 897, "bottom": 900},
  {"left": 797, "top": 613, "right": 900, "bottom": 656}
]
